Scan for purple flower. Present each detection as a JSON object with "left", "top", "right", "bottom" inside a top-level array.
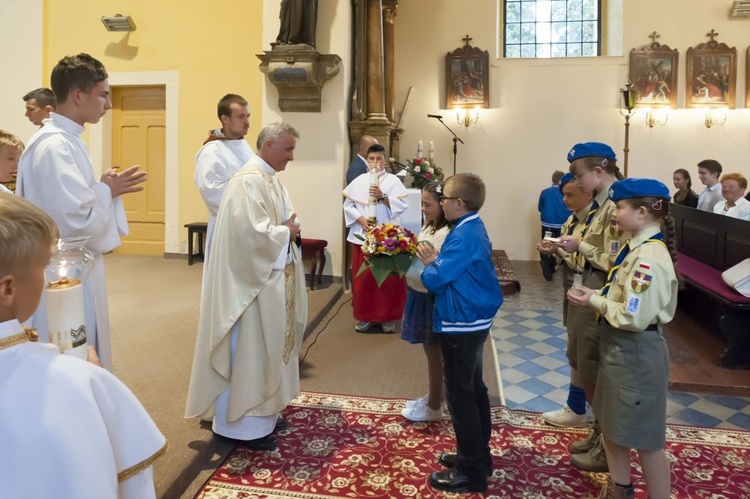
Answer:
[{"left": 384, "top": 238, "right": 397, "bottom": 251}]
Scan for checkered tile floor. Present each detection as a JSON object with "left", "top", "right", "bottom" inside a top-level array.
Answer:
[{"left": 491, "top": 307, "right": 750, "bottom": 430}]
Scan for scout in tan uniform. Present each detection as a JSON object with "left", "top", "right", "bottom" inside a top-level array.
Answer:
[
  {"left": 536, "top": 173, "right": 594, "bottom": 428},
  {"left": 568, "top": 178, "right": 678, "bottom": 499},
  {"left": 555, "top": 142, "right": 630, "bottom": 470}
]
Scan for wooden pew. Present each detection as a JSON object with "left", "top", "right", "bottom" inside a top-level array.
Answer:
[{"left": 671, "top": 203, "right": 750, "bottom": 369}]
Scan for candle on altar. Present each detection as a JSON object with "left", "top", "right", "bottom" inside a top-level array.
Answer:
[
  {"left": 46, "top": 277, "right": 88, "bottom": 360},
  {"left": 429, "top": 141, "right": 435, "bottom": 160},
  {"left": 417, "top": 140, "right": 423, "bottom": 159}
]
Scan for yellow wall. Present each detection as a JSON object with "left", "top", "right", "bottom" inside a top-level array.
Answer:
[{"left": 43, "top": 0, "right": 264, "bottom": 248}]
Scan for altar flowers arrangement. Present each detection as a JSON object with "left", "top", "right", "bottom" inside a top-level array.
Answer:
[
  {"left": 356, "top": 223, "right": 418, "bottom": 286},
  {"left": 405, "top": 158, "right": 445, "bottom": 189}
]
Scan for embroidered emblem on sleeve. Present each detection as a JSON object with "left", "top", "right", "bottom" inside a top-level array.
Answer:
[
  {"left": 609, "top": 240, "right": 620, "bottom": 255},
  {"left": 626, "top": 295, "right": 641, "bottom": 314},
  {"left": 631, "top": 271, "right": 652, "bottom": 294}
]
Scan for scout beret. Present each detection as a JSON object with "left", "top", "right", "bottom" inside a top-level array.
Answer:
[
  {"left": 559, "top": 172, "right": 576, "bottom": 188},
  {"left": 609, "top": 178, "right": 671, "bottom": 202},
  {"left": 567, "top": 142, "right": 617, "bottom": 163}
]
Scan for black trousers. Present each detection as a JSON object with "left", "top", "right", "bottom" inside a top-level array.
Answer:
[
  {"left": 440, "top": 330, "right": 492, "bottom": 483},
  {"left": 540, "top": 226, "right": 561, "bottom": 276}
]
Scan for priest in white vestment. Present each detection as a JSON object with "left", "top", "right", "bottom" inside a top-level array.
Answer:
[
  {"left": 16, "top": 54, "right": 146, "bottom": 371},
  {"left": 0, "top": 192, "right": 166, "bottom": 499},
  {"left": 194, "top": 93, "right": 254, "bottom": 266},
  {"left": 186, "top": 123, "right": 308, "bottom": 450}
]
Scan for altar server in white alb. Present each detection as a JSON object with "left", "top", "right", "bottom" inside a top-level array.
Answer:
[
  {"left": 186, "top": 123, "right": 308, "bottom": 451},
  {"left": 0, "top": 193, "right": 166, "bottom": 499},
  {"left": 194, "top": 93, "right": 254, "bottom": 265},
  {"left": 16, "top": 53, "right": 146, "bottom": 371}
]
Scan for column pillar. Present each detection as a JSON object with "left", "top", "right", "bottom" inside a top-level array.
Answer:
[
  {"left": 382, "top": 0, "right": 398, "bottom": 122},
  {"left": 365, "top": 0, "right": 387, "bottom": 121}
]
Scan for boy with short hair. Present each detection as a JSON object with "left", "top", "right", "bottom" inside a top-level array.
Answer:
[
  {"left": 696, "top": 159, "right": 724, "bottom": 212},
  {"left": 0, "top": 130, "right": 24, "bottom": 193},
  {"left": 417, "top": 173, "right": 503, "bottom": 493},
  {"left": 343, "top": 143, "right": 409, "bottom": 333},
  {"left": 0, "top": 193, "right": 166, "bottom": 498},
  {"left": 17, "top": 53, "right": 147, "bottom": 370}
]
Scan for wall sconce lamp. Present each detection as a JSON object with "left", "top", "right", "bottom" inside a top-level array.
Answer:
[
  {"left": 704, "top": 107, "right": 727, "bottom": 128},
  {"left": 456, "top": 108, "right": 479, "bottom": 128},
  {"left": 619, "top": 80, "right": 636, "bottom": 178},
  {"left": 101, "top": 14, "right": 137, "bottom": 32},
  {"left": 644, "top": 107, "right": 669, "bottom": 128}
]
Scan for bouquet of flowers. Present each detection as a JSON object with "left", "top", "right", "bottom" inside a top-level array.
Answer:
[
  {"left": 356, "top": 223, "right": 419, "bottom": 286},
  {"left": 405, "top": 158, "right": 444, "bottom": 189}
]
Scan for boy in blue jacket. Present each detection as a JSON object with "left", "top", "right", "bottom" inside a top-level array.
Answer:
[{"left": 417, "top": 173, "right": 503, "bottom": 493}]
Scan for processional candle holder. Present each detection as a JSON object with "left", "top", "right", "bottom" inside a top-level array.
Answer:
[{"left": 45, "top": 236, "right": 95, "bottom": 360}]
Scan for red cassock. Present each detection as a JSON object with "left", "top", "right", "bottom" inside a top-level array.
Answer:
[{"left": 351, "top": 244, "right": 407, "bottom": 322}]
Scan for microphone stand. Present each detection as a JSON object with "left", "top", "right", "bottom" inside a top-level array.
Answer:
[{"left": 432, "top": 116, "right": 464, "bottom": 176}]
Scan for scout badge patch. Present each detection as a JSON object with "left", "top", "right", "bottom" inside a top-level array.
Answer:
[
  {"left": 631, "top": 270, "right": 652, "bottom": 293},
  {"left": 609, "top": 218, "right": 623, "bottom": 238}
]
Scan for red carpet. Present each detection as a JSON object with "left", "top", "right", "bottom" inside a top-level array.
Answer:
[{"left": 197, "top": 392, "right": 750, "bottom": 498}]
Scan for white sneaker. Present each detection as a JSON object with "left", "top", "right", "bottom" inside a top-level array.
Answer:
[
  {"left": 355, "top": 322, "right": 374, "bottom": 332},
  {"left": 401, "top": 400, "right": 443, "bottom": 422},
  {"left": 381, "top": 321, "right": 396, "bottom": 332},
  {"left": 541, "top": 405, "right": 587, "bottom": 428},
  {"left": 405, "top": 394, "right": 429, "bottom": 409}
]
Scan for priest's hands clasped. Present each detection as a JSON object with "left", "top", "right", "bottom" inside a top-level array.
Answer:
[
  {"left": 284, "top": 213, "right": 301, "bottom": 240},
  {"left": 101, "top": 165, "right": 148, "bottom": 198}
]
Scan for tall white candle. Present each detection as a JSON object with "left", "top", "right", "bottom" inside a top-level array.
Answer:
[
  {"left": 46, "top": 278, "right": 88, "bottom": 360},
  {"left": 429, "top": 141, "right": 435, "bottom": 160},
  {"left": 367, "top": 171, "right": 379, "bottom": 223},
  {"left": 417, "top": 140, "right": 423, "bottom": 159}
]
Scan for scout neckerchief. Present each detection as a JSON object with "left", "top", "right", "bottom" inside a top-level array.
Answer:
[
  {"left": 572, "top": 201, "right": 597, "bottom": 270},
  {"left": 596, "top": 232, "right": 664, "bottom": 321},
  {"left": 601, "top": 232, "right": 665, "bottom": 298},
  {"left": 578, "top": 199, "right": 600, "bottom": 240}
]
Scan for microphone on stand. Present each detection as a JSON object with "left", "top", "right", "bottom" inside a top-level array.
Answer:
[
  {"left": 389, "top": 157, "right": 439, "bottom": 185},
  {"left": 427, "top": 114, "right": 443, "bottom": 119}
]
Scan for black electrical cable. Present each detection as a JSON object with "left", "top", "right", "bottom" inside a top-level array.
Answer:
[{"left": 299, "top": 296, "right": 353, "bottom": 363}]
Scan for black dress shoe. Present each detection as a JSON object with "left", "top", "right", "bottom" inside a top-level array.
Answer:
[
  {"left": 273, "top": 417, "right": 289, "bottom": 433},
  {"left": 438, "top": 452, "right": 456, "bottom": 468},
  {"left": 244, "top": 434, "right": 278, "bottom": 451},
  {"left": 214, "top": 432, "right": 278, "bottom": 451},
  {"left": 429, "top": 469, "right": 487, "bottom": 493}
]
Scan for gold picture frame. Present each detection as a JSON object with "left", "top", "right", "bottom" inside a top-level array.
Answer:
[
  {"left": 686, "top": 29, "right": 737, "bottom": 109},
  {"left": 446, "top": 35, "right": 489, "bottom": 109},
  {"left": 629, "top": 32, "right": 678, "bottom": 109}
]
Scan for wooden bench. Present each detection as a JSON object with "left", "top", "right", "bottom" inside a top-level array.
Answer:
[
  {"left": 491, "top": 250, "right": 521, "bottom": 297},
  {"left": 672, "top": 203, "right": 750, "bottom": 369},
  {"left": 184, "top": 222, "right": 208, "bottom": 266}
]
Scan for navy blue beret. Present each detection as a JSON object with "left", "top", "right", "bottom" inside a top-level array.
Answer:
[
  {"left": 567, "top": 142, "right": 617, "bottom": 163},
  {"left": 609, "top": 178, "right": 671, "bottom": 202},
  {"left": 559, "top": 172, "right": 575, "bottom": 188}
]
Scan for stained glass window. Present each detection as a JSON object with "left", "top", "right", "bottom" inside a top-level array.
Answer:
[{"left": 504, "top": 0, "right": 600, "bottom": 58}]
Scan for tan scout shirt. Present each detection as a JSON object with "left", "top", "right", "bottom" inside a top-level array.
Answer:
[
  {"left": 589, "top": 225, "right": 678, "bottom": 332},
  {"left": 556, "top": 204, "right": 591, "bottom": 272},
  {"left": 578, "top": 186, "right": 631, "bottom": 273}
]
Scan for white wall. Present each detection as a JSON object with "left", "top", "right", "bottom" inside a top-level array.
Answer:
[
  {"left": 0, "top": 0, "right": 43, "bottom": 142},
  {"left": 395, "top": 0, "right": 750, "bottom": 260},
  {"left": 261, "top": 0, "right": 352, "bottom": 277}
]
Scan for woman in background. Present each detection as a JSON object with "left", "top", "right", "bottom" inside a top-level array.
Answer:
[{"left": 672, "top": 168, "right": 698, "bottom": 208}]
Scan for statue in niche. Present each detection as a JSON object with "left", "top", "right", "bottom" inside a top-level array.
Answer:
[{"left": 273, "top": 0, "right": 318, "bottom": 48}]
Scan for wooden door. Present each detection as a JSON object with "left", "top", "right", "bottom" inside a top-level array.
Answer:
[{"left": 111, "top": 86, "right": 166, "bottom": 255}]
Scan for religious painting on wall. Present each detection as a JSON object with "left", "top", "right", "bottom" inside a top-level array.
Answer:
[
  {"left": 629, "top": 32, "right": 678, "bottom": 109},
  {"left": 445, "top": 35, "right": 489, "bottom": 109},
  {"left": 686, "top": 30, "right": 737, "bottom": 108}
]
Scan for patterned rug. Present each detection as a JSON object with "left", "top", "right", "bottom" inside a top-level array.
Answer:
[{"left": 196, "top": 392, "right": 750, "bottom": 498}]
